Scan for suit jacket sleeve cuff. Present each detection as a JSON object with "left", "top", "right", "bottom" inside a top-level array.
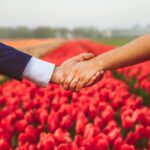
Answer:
[{"left": 22, "top": 57, "right": 55, "bottom": 87}]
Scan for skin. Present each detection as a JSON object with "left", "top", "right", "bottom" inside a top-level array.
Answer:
[
  {"left": 63, "top": 34, "right": 150, "bottom": 91},
  {"left": 63, "top": 59, "right": 104, "bottom": 91},
  {"left": 50, "top": 53, "right": 104, "bottom": 88}
]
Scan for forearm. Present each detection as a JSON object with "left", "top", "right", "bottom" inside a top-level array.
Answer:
[{"left": 94, "top": 34, "right": 150, "bottom": 70}]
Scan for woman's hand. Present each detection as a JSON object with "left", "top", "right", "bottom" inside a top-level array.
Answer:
[{"left": 63, "top": 58, "right": 104, "bottom": 91}]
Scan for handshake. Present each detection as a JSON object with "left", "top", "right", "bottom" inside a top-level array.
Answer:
[{"left": 51, "top": 53, "right": 104, "bottom": 91}]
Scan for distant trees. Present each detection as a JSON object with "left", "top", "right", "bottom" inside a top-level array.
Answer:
[
  {"left": 72, "top": 27, "right": 102, "bottom": 38},
  {"left": 33, "top": 27, "right": 56, "bottom": 38},
  {"left": 0, "top": 26, "right": 102, "bottom": 39},
  {"left": 0, "top": 27, "right": 32, "bottom": 38},
  {"left": 1, "top": 25, "right": 150, "bottom": 39},
  {"left": 0, "top": 27, "right": 32, "bottom": 39}
]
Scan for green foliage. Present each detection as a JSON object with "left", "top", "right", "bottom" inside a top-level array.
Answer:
[
  {"left": 69, "top": 122, "right": 76, "bottom": 140},
  {"left": 95, "top": 37, "right": 136, "bottom": 46},
  {"left": 72, "top": 27, "right": 102, "bottom": 38},
  {"left": 32, "top": 27, "right": 56, "bottom": 38},
  {"left": 0, "top": 27, "right": 32, "bottom": 39},
  {"left": 136, "top": 138, "right": 148, "bottom": 149},
  {"left": 11, "top": 134, "right": 18, "bottom": 148}
]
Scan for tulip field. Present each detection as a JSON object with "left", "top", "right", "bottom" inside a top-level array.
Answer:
[{"left": 0, "top": 40, "right": 150, "bottom": 150}]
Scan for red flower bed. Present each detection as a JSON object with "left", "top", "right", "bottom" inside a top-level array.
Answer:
[
  {"left": 117, "top": 62, "right": 150, "bottom": 93},
  {"left": 0, "top": 40, "right": 150, "bottom": 150},
  {"left": 76, "top": 39, "right": 113, "bottom": 55}
]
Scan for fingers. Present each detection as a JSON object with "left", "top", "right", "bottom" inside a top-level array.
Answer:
[
  {"left": 63, "top": 72, "right": 75, "bottom": 90},
  {"left": 75, "top": 79, "right": 85, "bottom": 92},
  {"left": 62, "top": 71, "right": 84, "bottom": 92},
  {"left": 100, "top": 70, "right": 105, "bottom": 75},
  {"left": 73, "top": 71, "right": 104, "bottom": 91},
  {"left": 86, "top": 72, "right": 101, "bottom": 86},
  {"left": 70, "top": 77, "right": 80, "bottom": 91},
  {"left": 86, "top": 70, "right": 105, "bottom": 87},
  {"left": 67, "top": 71, "right": 101, "bottom": 92},
  {"left": 73, "top": 53, "right": 95, "bottom": 62},
  {"left": 75, "top": 77, "right": 90, "bottom": 92},
  {"left": 81, "top": 53, "right": 95, "bottom": 60},
  {"left": 60, "top": 73, "right": 66, "bottom": 85}
]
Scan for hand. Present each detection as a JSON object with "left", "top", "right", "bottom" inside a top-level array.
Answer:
[
  {"left": 50, "top": 53, "right": 95, "bottom": 85},
  {"left": 63, "top": 58, "right": 104, "bottom": 91}
]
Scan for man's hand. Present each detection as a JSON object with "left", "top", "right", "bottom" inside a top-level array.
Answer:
[{"left": 50, "top": 53, "right": 95, "bottom": 85}]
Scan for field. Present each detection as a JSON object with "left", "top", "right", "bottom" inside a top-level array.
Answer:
[
  {"left": 0, "top": 39, "right": 150, "bottom": 150},
  {"left": 95, "top": 37, "right": 136, "bottom": 46}
]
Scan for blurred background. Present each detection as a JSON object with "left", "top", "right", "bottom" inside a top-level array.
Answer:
[
  {"left": 1, "top": 1, "right": 150, "bottom": 149},
  {"left": 1, "top": 0, "right": 150, "bottom": 46}
]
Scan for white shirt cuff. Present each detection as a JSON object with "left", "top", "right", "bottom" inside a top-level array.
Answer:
[{"left": 22, "top": 57, "right": 55, "bottom": 87}]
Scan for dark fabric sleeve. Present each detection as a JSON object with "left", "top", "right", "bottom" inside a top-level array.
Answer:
[{"left": 0, "top": 42, "right": 32, "bottom": 80}]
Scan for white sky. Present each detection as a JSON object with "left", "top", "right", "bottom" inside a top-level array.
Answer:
[{"left": 0, "top": 0, "right": 150, "bottom": 29}]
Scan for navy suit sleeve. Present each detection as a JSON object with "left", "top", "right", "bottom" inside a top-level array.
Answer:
[{"left": 0, "top": 43, "right": 32, "bottom": 80}]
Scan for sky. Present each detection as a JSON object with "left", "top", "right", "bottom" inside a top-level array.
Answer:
[{"left": 0, "top": 0, "right": 150, "bottom": 29}]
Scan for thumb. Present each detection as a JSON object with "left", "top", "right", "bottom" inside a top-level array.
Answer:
[
  {"left": 81, "top": 53, "right": 95, "bottom": 60},
  {"left": 73, "top": 53, "right": 95, "bottom": 62}
]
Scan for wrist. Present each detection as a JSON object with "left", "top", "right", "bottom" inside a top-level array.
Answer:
[
  {"left": 50, "top": 66, "right": 61, "bottom": 84},
  {"left": 92, "top": 56, "right": 105, "bottom": 71}
]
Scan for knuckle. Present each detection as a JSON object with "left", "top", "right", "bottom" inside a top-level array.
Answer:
[
  {"left": 62, "top": 74, "right": 66, "bottom": 80},
  {"left": 71, "top": 84, "right": 76, "bottom": 89},
  {"left": 63, "top": 82, "right": 68, "bottom": 87},
  {"left": 75, "top": 88, "right": 79, "bottom": 92},
  {"left": 76, "top": 87, "right": 81, "bottom": 92},
  {"left": 70, "top": 83, "right": 74, "bottom": 88},
  {"left": 82, "top": 52, "right": 87, "bottom": 55},
  {"left": 60, "top": 79, "right": 65, "bottom": 84},
  {"left": 80, "top": 76, "right": 85, "bottom": 81},
  {"left": 77, "top": 83, "right": 82, "bottom": 89},
  {"left": 73, "top": 69, "right": 78, "bottom": 74},
  {"left": 60, "top": 79, "right": 63, "bottom": 84},
  {"left": 83, "top": 76, "right": 89, "bottom": 82},
  {"left": 65, "top": 83, "right": 69, "bottom": 88},
  {"left": 63, "top": 86, "right": 67, "bottom": 90},
  {"left": 65, "top": 80, "right": 69, "bottom": 85}
]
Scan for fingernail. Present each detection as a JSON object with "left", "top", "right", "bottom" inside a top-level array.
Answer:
[{"left": 100, "top": 70, "right": 104, "bottom": 74}]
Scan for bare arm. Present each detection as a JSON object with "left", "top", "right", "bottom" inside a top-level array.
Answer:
[
  {"left": 94, "top": 34, "right": 150, "bottom": 70},
  {"left": 62, "top": 34, "right": 150, "bottom": 91}
]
